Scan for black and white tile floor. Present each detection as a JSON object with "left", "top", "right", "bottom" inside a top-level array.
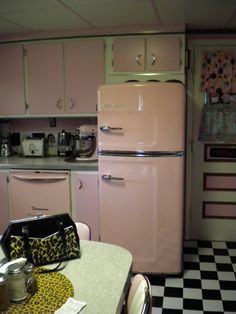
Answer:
[{"left": 147, "top": 241, "right": 236, "bottom": 313}]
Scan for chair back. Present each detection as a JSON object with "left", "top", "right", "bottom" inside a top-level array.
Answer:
[
  {"left": 127, "top": 274, "right": 152, "bottom": 314},
  {"left": 75, "top": 222, "right": 91, "bottom": 240}
]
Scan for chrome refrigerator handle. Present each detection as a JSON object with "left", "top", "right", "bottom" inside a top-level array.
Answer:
[
  {"left": 100, "top": 126, "right": 123, "bottom": 132},
  {"left": 102, "top": 174, "right": 124, "bottom": 181}
]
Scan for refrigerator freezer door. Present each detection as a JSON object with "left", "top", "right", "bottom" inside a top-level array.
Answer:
[
  {"left": 98, "top": 83, "right": 185, "bottom": 152},
  {"left": 99, "top": 155, "right": 184, "bottom": 274}
]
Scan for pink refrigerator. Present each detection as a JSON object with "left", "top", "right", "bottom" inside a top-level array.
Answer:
[{"left": 98, "top": 82, "right": 185, "bottom": 274}]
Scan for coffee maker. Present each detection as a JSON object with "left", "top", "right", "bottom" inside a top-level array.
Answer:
[
  {"left": 57, "top": 130, "right": 73, "bottom": 157},
  {"left": 72, "top": 125, "right": 97, "bottom": 160}
]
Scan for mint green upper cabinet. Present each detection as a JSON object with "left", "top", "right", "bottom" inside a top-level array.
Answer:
[
  {"left": 64, "top": 39, "right": 104, "bottom": 114},
  {"left": 0, "top": 44, "right": 25, "bottom": 115},
  {"left": 112, "top": 36, "right": 182, "bottom": 73},
  {"left": 26, "top": 39, "right": 104, "bottom": 115},
  {"left": 26, "top": 42, "right": 64, "bottom": 115}
]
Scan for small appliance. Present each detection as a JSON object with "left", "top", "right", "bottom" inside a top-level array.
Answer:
[
  {"left": 57, "top": 130, "right": 73, "bottom": 157},
  {"left": 22, "top": 138, "right": 47, "bottom": 157},
  {"left": 0, "top": 137, "right": 14, "bottom": 157},
  {"left": 72, "top": 125, "right": 97, "bottom": 161}
]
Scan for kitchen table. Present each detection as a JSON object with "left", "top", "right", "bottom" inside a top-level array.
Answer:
[{"left": 0, "top": 240, "right": 133, "bottom": 314}]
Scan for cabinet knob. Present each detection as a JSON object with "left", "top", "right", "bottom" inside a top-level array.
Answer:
[
  {"left": 135, "top": 54, "right": 142, "bottom": 66},
  {"left": 56, "top": 99, "right": 62, "bottom": 109},
  {"left": 69, "top": 98, "right": 76, "bottom": 109}
]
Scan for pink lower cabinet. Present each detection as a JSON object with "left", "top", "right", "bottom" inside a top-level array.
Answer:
[
  {"left": 9, "top": 170, "right": 71, "bottom": 219},
  {"left": 71, "top": 172, "right": 99, "bottom": 241},
  {"left": 0, "top": 171, "right": 10, "bottom": 234}
]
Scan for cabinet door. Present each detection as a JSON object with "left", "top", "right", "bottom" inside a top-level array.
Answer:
[
  {"left": 73, "top": 172, "right": 99, "bottom": 241},
  {"left": 113, "top": 38, "right": 145, "bottom": 72},
  {"left": 0, "top": 45, "right": 25, "bottom": 115},
  {"left": 64, "top": 39, "right": 104, "bottom": 114},
  {"left": 0, "top": 171, "right": 9, "bottom": 234},
  {"left": 146, "top": 36, "right": 181, "bottom": 71},
  {"left": 26, "top": 42, "right": 64, "bottom": 114}
]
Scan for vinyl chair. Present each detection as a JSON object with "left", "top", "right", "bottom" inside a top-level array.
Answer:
[
  {"left": 126, "top": 274, "right": 152, "bottom": 314},
  {"left": 75, "top": 222, "right": 91, "bottom": 240}
]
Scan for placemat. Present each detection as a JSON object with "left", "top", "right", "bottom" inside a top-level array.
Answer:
[{"left": 3, "top": 268, "right": 74, "bottom": 314}]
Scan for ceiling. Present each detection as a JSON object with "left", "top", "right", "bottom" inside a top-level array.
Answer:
[{"left": 0, "top": 0, "right": 236, "bottom": 40}]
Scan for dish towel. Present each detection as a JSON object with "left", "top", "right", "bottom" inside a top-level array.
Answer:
[{"left": 54, "top": 298, "right": 87, "bottom": 314}]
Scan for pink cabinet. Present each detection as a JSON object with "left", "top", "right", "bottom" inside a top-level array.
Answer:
[
  {"left": 72, "top": 172, "right": 99, "bottom": 241},
  {"left": 0, "top": 44, "right": 25, "bottom": 115},
  {"left": 0, "top": 171, "right": 10, "bottom": 234},
  {"left": 26, "top": 42, "right": 64, "bottom": 114},
  {"left": 26, "top": 39, "right": 104, "bottom": 115},
  {"left": 112, "top": 36, "right": 181, "bottom": 72},
  {"left": 64, "top": 39, "right": 104, "bottom": 113}
]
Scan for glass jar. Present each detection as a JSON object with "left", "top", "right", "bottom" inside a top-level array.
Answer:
[
  {"left": 7, "top": 263, "right": 28, "bottom": 303},
  {"left": 24, "top": 263, "right": 38, "bottom": 295},
  {"left": 0, "top": 272, "right": 9, "bottom": 311}
]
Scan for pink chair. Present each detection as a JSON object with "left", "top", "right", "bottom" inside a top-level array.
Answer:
[
  {"left": 126, "top": 274, "right": 152, "bottom": 314},
  {"left": 75, "top": 222, "right": 91, "bottom": 240}
]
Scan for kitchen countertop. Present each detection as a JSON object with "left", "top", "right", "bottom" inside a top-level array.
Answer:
[{"left": 0, "top": 155, "right": 98, "bottom": 171}]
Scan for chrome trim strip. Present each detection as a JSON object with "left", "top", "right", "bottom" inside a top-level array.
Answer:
[{"left": 98, "top": 150, "right": 184, "bottom": 157}]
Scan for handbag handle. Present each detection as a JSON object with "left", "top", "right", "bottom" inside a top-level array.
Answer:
[{"left": 22, "top": 225, "right": 33, "bottom": 264}]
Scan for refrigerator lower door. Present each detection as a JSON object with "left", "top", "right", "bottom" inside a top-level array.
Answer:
[
  {"left": 99, "top": 155, "right": 184, "bottom": 274},
  {"left": 9, "top": 170, "right": 71, "bottom": 219}
]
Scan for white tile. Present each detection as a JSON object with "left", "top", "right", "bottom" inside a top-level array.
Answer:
[
  {"left": 214, "top": 255, "right": 231, "bottom": 263},
  {"left": 233, "top": 264, "right": 236, "bottom": 272},
  {"left": 228, "top": 249, "right": 236, "bottom": 256},
  {"left": 163, "top": 297, "right": 183, "bottom": 309},
  {"left": 217, "top": 271, "right": 236, "bottom": 281},
  {"left": 183, "top": 287, "right": 202, "bottom": 299},
  {"left": 184, "top": 270, "right": 201, "bottom": 279},
  {"left": 198, "top": 248, "right": 214, "bottom": 255},
  {"left": 221, "top": 290, "right": 236, "bottom": 301},
  {"left": 184, "top": 254, "right": 199, "bottom": 262},
  {"left": 152, "top": 308, "right": 162, "bottom": 314},
  {"left": 151, "top": 285, "right": 165, "bottom": 297},
  {"left": 200, "top": 262, "right": 217, "bottom": 271},
  {"left": 165, "top": 277, "right": 184, "bottom": 288},
  {"left": 201, "top": 279, "right": 220, "bottom": 290},
  {"left": 212, "top": 241, "right": 227, "bottom": 249},
  {"left": 203, "top": 300, "right": 224, "bottom": 312}
]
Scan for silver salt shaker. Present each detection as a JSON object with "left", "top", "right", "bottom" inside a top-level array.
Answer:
[
  {"left": 24, "top": 262, "right": 38, "bottom": 295},
  {"left": 7, "top": 263, "right": 28, "bottom": 303}
]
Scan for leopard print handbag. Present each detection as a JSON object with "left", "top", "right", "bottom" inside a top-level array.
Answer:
[{"left": 0, "top": 213, "right": 81, "bottom": 266}]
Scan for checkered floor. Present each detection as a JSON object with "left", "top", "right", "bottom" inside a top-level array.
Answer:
[{"left": 147, "top": 240, "right": 236, "bottom": 313}]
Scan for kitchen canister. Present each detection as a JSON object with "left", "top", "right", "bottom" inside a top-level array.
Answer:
[
  {"left": 0, "top": 272, "right": 9, "bottom": 311},
  {"left": 7, "top": 263, "right": 28, "bottom": 303}
]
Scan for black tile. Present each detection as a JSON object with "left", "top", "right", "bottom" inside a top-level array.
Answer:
[
  {"left": 164, "top": 287, "right": 183, "bottom": 298},
  {"left": 184, "top": 278, "right": 202, "bottom": 289},
  {"left": 213, "top": 248, "right": 229, "bottom": 256},
  {"left": 231, "top": 256, "right": 236, "bottom": 263},
  {"left": 152, "top": 296, "right": 163, "bottom": 307},
  {"left": 202, "top": 289, "right": 222, "bottom": 300},
  {"left": 183, "top": 261, "right": 200, "bottom": 270},
  {"left": 163, "top": 309, "right": 183, "bottom": 314},
  {"left": 148, "top": 275, "right": 165, "bottom": 286},
  {"left": 183, "top": 247, "right": 198, "bottom": 254},
  {"left": 223, "top": 300, "right": 236, "bottom": 312},
  {"left": 183, "top": 298, "right": 203, "bottom": 310},
  {"left": 220, "top": 280, "right": 236, "bottom": 290},
  {"left": 216, "top": 263, "right": 234, "bottom": 272},
  {"left": 198, "top": 241, "right": 212, "bottom": 248},
  {"left": 199, "top": 255, "right": 215, "bottom": 263},
  {"left": 200, "top": 270, "right": 218, "bottom": 280},
  {"left": 226, "top": 241, "right": 236, "bottom": 249}
]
